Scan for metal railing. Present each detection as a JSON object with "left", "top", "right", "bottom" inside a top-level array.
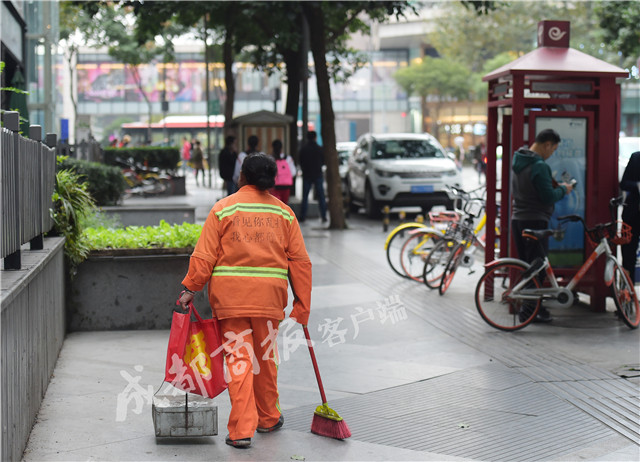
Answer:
[{"left": 1, "top": 111, "right": 57, "bottom": 269}]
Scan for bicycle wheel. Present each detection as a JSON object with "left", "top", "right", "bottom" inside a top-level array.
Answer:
[
  {"left": 422, "top": 239, "right": 454, "bottom": 289},
  {"left": 610, "top": 259, "right": 640, "bottom": 328},
  {"left": 475, "top": 261, "right": 541, "bottom": 331},
  {"left": 439, "top": 244, "right": 465, "bottom": 295},
  {"left": 400, "top": 230, "right": 442, "bottom": 282},
  {"left": 385, "top": 224, "right": 427, "bottom": 278}
]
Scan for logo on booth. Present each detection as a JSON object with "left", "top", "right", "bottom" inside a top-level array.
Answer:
[
  {"left": 548, "top": 27, "right": 567, "bottom": 41},
  {"left": 537, "top": 20, "right": 570, "bottom": 48}
]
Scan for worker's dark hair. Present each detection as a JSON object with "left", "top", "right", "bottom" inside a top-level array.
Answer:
[
  {"left": 225, "top": 135, "right": 235, "bottom": 146},
  {"left": 535, "top": 129, "right": 561, "bottom": 145},
  {"left": 242, "top": 153, "right": 277, "bottom": 190}
]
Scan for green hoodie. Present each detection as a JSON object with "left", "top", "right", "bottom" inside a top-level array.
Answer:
[{"left": 511, "top": 148, "right": 567, "bottom": 221}]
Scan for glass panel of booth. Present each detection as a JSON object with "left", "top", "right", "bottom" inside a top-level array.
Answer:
[{"left": 532, "top": 114, "right": 591, "bottom": 267}]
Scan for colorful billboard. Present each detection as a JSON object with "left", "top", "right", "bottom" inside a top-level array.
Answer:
[{"left": 77, "top": 61, "right": 211, "bottom": 103}]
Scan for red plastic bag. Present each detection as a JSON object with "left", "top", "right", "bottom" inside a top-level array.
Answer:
[{"left": 164, "top": 302, "right": 227, "bottom": 399}]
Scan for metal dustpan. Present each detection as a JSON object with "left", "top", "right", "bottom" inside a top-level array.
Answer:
[{"left": 152, "top": 384, "right": 218, "bottom": 438}]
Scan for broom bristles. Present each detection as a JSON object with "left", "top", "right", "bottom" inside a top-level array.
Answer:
[
  {"left": 311, "top": 413, "right": 352, "bottom": 439},
  {"left": 310, "top": 403, "right": 351, "bottom": 439}
]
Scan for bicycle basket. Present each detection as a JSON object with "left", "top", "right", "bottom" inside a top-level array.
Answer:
[{"left": 586, "top": 221, "right": 632, "bottom": 247}]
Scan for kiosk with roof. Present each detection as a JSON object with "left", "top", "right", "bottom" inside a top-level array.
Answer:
[{"left": 482, "top": 20, "right": 629, "bottom": 309}]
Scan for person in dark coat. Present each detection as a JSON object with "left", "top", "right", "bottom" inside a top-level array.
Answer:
[
  {"left": 218, "top": 136, "right": 238, "bottom": 196},
  {"left": 511, "top": 128, "right": 573, "bottom": 323},
  {"left": 620, "top": 150, "right": 640, "bottom": 279},
  {"left": 298, "top": 131, "right": 327, "bottom": 223}
]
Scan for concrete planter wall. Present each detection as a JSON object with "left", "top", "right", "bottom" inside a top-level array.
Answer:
[
  {"left": 100, "top": 205, "right": 195, "bottom": 227},
  {"left": 67, "top": 248, "right": 208, "bottom": 331}
]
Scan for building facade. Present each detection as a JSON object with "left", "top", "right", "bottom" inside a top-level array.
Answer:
[{"left": 1, "top": 0, "right": 59, "bottom": 136}]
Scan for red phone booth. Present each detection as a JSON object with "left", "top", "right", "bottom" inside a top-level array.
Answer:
[{"left": 482, "top": 20, "right": 629, "bottom": 310}]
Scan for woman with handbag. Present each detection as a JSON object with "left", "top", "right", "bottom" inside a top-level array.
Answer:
[
  {"left": 178, "top": 153, "right": 312, "bottom": 449},
  {"left": 270, "top": 139, "right": 296, "bottom": 204}
]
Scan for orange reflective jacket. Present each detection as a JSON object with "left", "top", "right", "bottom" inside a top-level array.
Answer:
[{"left": 182, "top": 185, "right": 312, "bottom": 325}]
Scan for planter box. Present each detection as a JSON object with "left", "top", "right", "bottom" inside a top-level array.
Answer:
[
  {"left": 100, "top": 205, "right": 195, "bottom": 227},
  {"left": 68, "top": 248, "right": 209, "bottom": 331}
]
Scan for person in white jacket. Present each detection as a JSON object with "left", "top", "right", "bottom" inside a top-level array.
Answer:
[{"left": 232, "top": 135, "right": 261, "bottom": 185}]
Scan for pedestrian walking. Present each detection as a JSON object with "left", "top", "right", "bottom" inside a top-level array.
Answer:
[
  {"left": 191, "top": 140, "right": 205, "bottom": 186},
  {"left": 270, "top": 139, "right": 296, "bottom": 204},
  {"left": 178, "top": 153, "right": 312, "bottom": 449},
  {"left": 298, "top": 131, "right": 327, "bottom": 223},
  {"left": 219, "top": 135, "right": 238, "bottom": 196},
  {"left": 511, "top": 128, "right": 573, "bottom": 323},
  {"left": 232, "top": 135, "right": 261, "bottom": 186},
  {"left": 181, "top": 136, "right": 191, "bottom": 176}
]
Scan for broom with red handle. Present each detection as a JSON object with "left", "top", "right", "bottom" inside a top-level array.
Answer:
[{"left": 303, "top": 326, "right": 351, "bottom": 439}]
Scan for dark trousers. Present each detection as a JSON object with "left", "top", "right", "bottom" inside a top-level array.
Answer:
[
  {"left": 301, "top": 176, "right": 327, "bottom": 220},
  {"left": 225, "top": 180, "right": 238, "bottom": 196},
  {"left": 511, "top": 219, "right": 549, "bottom": 264}
]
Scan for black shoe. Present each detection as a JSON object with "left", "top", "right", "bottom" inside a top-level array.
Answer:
[
  {"left": 532, "top": 307, "right": 553, "bottom": 323},
  {"left": 518, "top": 304, "right": 553, "bottom": 323},
  {"left": 225, "top": 434, "right": 251, "bottom": 448},
  {"left": 518, "top": 303, "right": 536, "bottom": 322},
  {"left": 257, "top": 415, "right": 284, "bottom": 433},
  {"left": 321, "top": 216, "right": 328, "bottom": 223}
]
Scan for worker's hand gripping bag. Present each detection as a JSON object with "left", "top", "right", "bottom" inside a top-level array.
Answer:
[{"left": 165, "top": 302, "right": 227, "bottom": 399}]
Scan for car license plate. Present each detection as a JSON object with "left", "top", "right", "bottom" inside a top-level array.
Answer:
[{"left": 411, "top": 185, "right": 434, "bottom": 193}]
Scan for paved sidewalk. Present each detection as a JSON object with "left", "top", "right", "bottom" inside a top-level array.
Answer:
[{"left": 23, "top": 172, "right": 640, "bottom": 461}]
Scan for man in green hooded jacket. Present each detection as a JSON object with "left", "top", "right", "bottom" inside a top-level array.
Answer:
[{"left": 511, "top": 128, "right": 573, "bottom": 322}]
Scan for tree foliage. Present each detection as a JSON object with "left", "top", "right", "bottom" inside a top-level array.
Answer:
[
  {"left": 395, "top": 57, "right": 471, "bottom": 101},
  {"left": 595, "top": 0, "right": 640, "bottom": 71},
  {"left": 429, "top": 1, "right": 622, "bottom": 74},
  {"left": 395, "top": 56, "right": 471, "bottom": 135}
]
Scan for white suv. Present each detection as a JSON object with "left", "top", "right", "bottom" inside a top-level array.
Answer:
[{"left": 346, "top": 133, "right": 461, "bottom": 217}]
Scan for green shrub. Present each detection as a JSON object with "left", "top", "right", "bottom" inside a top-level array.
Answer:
[
  {"left": 51, "top": 168, "right": 97, "bottom": 274},
  {"left": 58, "top": 157, "right": 126, "bottom": 206},
  {"left": 103, "top": 146, "right": 181, "bottom": 172},
  {"left": 82, "top": 220, "right": 202, "bottom": 250}
]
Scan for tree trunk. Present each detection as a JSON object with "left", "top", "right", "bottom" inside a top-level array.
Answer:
[
  {"left": 302, "top": 2, "right": 345, "bottom": 229},
  {"left": 433, "top": 101, "right": 441, "bottom": 139},
  {"left": 67, "top": 47, "right": 77, "bottom": 143},
  {"left": 129, "top": 65, "right": 153, "bottom": 143},
  {"left": 421, "top": 94, "right": 428, "bottom": 132},
  {"left": 223, "top": 30, "right": 235, "bottom": 134},
  {"left": 283, "top": 48, "right": 302, "bottom": 162}
]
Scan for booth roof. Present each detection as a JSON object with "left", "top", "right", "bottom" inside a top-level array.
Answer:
[
  {"left": 483, "top": 46, "right": 629, "bottom": 81},
  {"left": 231, "top": 110, "right": 294, "bottom": 125}
]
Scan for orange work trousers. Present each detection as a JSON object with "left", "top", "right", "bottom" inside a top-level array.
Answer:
[{"left": 219, "top": 317, "right": 281, "bottom": 440}]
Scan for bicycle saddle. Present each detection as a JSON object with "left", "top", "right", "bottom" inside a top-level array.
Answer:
[{"left": 522, "top": 229, "right": 557, "bottom": 240}]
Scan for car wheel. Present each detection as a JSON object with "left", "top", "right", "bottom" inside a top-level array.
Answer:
[{"left": 364, "top": 184, "right": 381, "bottom": 219}]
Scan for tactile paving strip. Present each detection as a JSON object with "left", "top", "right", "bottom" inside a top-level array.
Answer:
[
  {"left": 285, "top": 365, "right": 618, "bottom": 460},
  {"left": 296, "top": 235, "right": 640, "bottom": 458}
]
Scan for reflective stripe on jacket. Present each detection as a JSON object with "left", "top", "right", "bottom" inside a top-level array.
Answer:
[{"left": 182, "top": 185, "right": 312, "bottom": 324}]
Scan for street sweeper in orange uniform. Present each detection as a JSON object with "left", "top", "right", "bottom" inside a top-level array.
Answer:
[{"left": 178, "top": 153, "right": 311, "bottom": 449}]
